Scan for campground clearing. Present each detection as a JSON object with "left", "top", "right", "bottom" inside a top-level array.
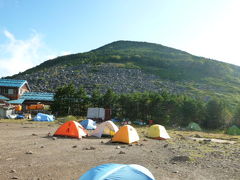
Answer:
[{"left": 0, "top": 120, "right": 239, "bottom": 180}]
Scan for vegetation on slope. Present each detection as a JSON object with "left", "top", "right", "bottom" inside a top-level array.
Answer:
[
  {"left": 13, "top": 40, "right": 240, "bottom": 81},
  {"left": 10, "top": 40, "right": 240, "bottom": 105},
  {"left": 51, "top": 84, "right": 240, "bottom": 129}
]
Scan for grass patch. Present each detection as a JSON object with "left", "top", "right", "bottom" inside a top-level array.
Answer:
[
  {"left": 56, "top": 115, "right": 84, "bottom": 123},
  {"left": 0, "top": 118, "right": 56, "bottom": 125}
]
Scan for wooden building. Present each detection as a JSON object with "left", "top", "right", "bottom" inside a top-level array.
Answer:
[
  {"left": 0, "top": 79, "right": 54, "bottom": 110},
  {"left": 0, "top": 79, "right": 30, "bottom": 100}
]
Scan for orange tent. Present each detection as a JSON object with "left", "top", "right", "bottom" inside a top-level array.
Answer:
[
  {"left": 54, "top": 121, "right": 88, "bottom": 139},
  {"left": 112, "top": 125, "right": 139, "bottom": 144}
]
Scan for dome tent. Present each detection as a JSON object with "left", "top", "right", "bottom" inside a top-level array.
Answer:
[
  {"left": 147, "top": 124, "right": 170, "bottom": 140},
  {"left": 112, "top": 125, "right": 139, "bottom": 144},
  {"left": 187, "top": 122, "right": 202, "bottom": 131},
  {"left": 91, "top": 120, "right": 119, "bottom": 138},
  {"left": 54, "top": 121, "right": 87, "bottom": 139},
  {"left": 80, "top": 119, "right": 97, "bottom": 130},
  {"left": 79, "top": 163, "right": 155, "bottom": 180}
]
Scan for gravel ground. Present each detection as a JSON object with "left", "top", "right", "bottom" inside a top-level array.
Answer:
[{"left": 0, "top": 122, "right": 239, "bottom": 180}]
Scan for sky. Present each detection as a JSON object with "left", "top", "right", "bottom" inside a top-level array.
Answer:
[{"left": 0, "top": 0, "right": 240, "bottom": 78}]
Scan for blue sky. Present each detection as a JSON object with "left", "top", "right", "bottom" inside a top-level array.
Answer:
[{"left": 0, "top": 0, "right": 240, "bottom": 77}]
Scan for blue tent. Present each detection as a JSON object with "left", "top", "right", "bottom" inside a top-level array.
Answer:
[
  {"left": 80, "top": 119, "right": 96, "bottom": 130},
  {"left": 79, "top": 163, "right": 155, "bottom": 180},
  {"left": 16, "top": 114, "right": 25, "bottom": 119},
  {"left": 33, "top": 113, "right": 54, "bottom": 122}
]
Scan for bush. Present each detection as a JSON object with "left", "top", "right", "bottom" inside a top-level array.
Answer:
[{"left": 57, "top": 115, "right": 78, "bottom": 123}]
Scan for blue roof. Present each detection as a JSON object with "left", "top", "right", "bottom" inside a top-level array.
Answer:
[
  {"left": 21, "top": 92, "right": 54, "bottom": 101},
  {"left": 0, "top": 95, "right": 9, "bottom": 101},
  {"left": 8, "top": 99, "right": 25, "bottom": 104},
  {"left": 0, "top": 79, "right": 29, "bottom": 88}
]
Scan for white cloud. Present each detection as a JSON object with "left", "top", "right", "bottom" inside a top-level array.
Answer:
[
  {"left": 4, "top": 30, "right": 15, "bottom": 41},
  {"left": 0, "top": 30, "right": 71, "bottom": 78}
]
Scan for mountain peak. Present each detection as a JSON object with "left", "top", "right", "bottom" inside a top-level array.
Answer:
[{"left": 9, "top": 40, "right": 240, "bottom": 105}]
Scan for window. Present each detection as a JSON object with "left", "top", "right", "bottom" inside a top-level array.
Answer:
[
  {"left": 8, "top": 89, "right": 14, "bottom": 95},
  {"left": 4, "top": 88, "right": 8, "bottom": 94}
]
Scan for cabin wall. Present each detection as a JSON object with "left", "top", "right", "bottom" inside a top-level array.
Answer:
[{"left": 0, "top": 84, "right": 30, "bottom": 100}]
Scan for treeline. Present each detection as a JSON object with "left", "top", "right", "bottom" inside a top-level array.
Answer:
[{"left": 51, "top": 84, "right": 240, "bottom": 129}]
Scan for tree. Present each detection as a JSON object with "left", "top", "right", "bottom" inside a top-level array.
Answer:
[
  {"left": 102, "top": 89, "right": 117, "bottom": 109},
  {"left": 74, "top": 87, "right": 89, "bottom": 116},
  {"left": 233, "top": 104, "right": 240, "bottom": 126},
  {"left": 102, "top": 89, "right": 118, "bottom": 117},
  {"left": 180, "top": 97, "right": 205, "bottom": 126},
  {"left": 91, "top": 89, "right": 102, "bottom": 107},
  {"left": 204, "top": 99, "right": 226, "bottom": 129},
  {"left": 51, "top": 83, "right": 76, "bottom": 115}
]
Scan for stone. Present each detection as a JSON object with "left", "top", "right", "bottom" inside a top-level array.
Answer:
[
  {"left": 11, "top": 176, "right": 19, "bottom": 179},
  {"left": 52, "top": 137, "right": 57, "bottom": 140},
  {"left": 9, "top": 169, "right": 16, "bottom": 173},
  {"left": 116, "top": 146, "right": 121, "bottom": 149},
  {"left": 119, "top": 151, "right": 126, "bottom": 154},
  {"left": 26, "top": 151, "right": 33, "bottom": 154},
  {"left": 164, "top": 144, "right": 168, "bottom": 148},
  {"left": 83, "top": 146, "right": 96, "bottom": 150},
  {"left": 72, "top": 145, "right": 77, "bottom": 148},
  {"left": 89, "top": 146, "right": 96, "bottom": 150},
  {"left": 203, "top": 139, "right": 211, "bottom": 143}
]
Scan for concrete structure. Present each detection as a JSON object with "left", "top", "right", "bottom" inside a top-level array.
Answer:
[{"left": 0, "top": 100, "right": 14, "bottom": 118}]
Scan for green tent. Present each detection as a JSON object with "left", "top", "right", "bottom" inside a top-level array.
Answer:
[
  {"left": 187, "top": 122, "right": 202, "bottom": 131},
  {"left": 226, "top": 125, "right": 240, "bottom": 135}
]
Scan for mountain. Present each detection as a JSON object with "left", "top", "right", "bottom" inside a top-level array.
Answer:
[{"left": 9, "top": 40, "right": 240, "bottom": 105}]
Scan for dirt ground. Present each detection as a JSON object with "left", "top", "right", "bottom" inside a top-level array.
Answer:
[{"left": 0, "top": 121, "right": 239, "bottom": 180}]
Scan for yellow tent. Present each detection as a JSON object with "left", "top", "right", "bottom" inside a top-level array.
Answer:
[
  {"left": 147, "top": 124, "right": 170, "bottom": 140},
  {"left": 112, "top": 125, "right": 139, "bottom": 144}
]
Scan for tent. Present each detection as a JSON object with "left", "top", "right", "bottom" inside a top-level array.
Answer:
[
  {"left": 16, "top": 114, "right": 25, "bottom": 119},
  {"left": 187, "top": 122, "right": 202, "bottom": 131},
  {"left": 112, "top": 125, "right": 139, "bottom": 144},
  {"left": 80, "top": 119, "right": 97, "bottom": 130},
  {"left": 147, "top": 124, "right": 170, "bottom": 140},
  {"left": 91, "top": 121, "right": 119, "bottom": 138},
  {"left": 79, "top": 163, "right": 155, "bottom": 180},
  {"left": 54, "top": 121, "right": 87, "bottom": 139},
  {"left": 226, "top": 125, "right": 240, "bottom": 135},
  {"left": 33, "top": 113, "right": 54, "bottom": 122}
]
